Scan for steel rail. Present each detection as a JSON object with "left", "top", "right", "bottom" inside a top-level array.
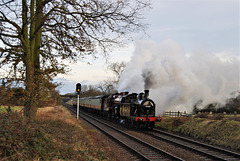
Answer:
[
  {"left": 80, "top": 112, "right": 184, "bottom": 161},
  {"left": 147, "top": 128, "right": 240, "bottom": 161},
  {"left": 64, "top": 104, "right": 183, "bottom": 160},
  {"left": 64, "top": 104, "right": 240, "bottom": 160}
]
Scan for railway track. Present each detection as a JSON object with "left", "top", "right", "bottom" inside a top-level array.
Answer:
[
  {"left": 65, "top": 104, "right": 183, "bottom": 160},
  {"left": 64, "top": 104, "right": 240, "bottom": 160},
  {"left": 145, "top": 129, "right": 240, "bottom": 161},
  {"left": 81, "top": 112, "right": 184, "bottom": 160}
]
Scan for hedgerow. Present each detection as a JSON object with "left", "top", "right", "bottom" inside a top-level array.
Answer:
[
  {"left": 0, "top": 111, "right": 57, "bottom": 160},
  {"left": 0, "top": 107, "right": 109, "bottom": 160}
]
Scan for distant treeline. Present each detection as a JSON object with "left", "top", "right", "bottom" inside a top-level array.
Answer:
[
  {"left": 61, "top": 84, "right": 117, "bottom": 100},
  {"left": 193, "top": 95, "right": 240, "bottom": 114},
  {"left": 0, "top": 85, "right": 60, "bottom": 107}
]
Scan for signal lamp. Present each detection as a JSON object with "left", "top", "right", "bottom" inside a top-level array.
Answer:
[{"left": 76, "top": 83, "right": 81, "bottom": 94}]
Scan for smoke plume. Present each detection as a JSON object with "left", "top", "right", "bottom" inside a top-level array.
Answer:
[{"left": 118, "top": 39, "right": 240, "bottom": 115}]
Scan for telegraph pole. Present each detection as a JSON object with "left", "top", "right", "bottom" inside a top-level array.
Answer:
[{"left": 76, "top": 83, "right": 81, "bottom": 120}]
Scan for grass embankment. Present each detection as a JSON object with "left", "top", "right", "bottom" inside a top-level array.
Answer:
[
  {"left": 156, "top": 117, "right": 240, "bottom": 152},
  {"left": 0, "top": 106, "right": 109, "bottom": 160}
]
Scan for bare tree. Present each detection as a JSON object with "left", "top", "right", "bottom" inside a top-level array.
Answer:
[
  {"left": 107, "top": 61, "right": 126, "bottom": 83},
  {"left": 0, "top": 0, "right": 150, "bottom": 120},
  {"left": 97, "top": 61, "right": 126, "bottom": 93},
  {"left": 97, "top": 78, "right": 118, "bottom": 94}
]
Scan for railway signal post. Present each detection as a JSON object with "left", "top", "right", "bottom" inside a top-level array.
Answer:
[{"left": 76, "top": 83, "right": 81, "bottom": 120}]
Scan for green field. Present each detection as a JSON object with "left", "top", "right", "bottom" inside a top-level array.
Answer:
[{"left": 0, "top": 106, "right": 24, "bottom": 112}]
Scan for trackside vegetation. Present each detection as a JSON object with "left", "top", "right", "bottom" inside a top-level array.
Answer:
[
  {"left": 2, "top": 105, "right": 239, "bottom": 160},
  {"left": 0, "top": 106, "right": 23, "bottom": 113},
  {"left": 0, "top": 111, "right": 56, "bottom": 160},
  {"left": 0, "top": 106, "right": 109, "bottom": 160},
  {"left": 156, "top": 116, "right": 240, "bottom": 152}
]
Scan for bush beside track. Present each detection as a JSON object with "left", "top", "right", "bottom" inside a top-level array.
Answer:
[
  {"left": 156, "top": 116, "right": 240, "bottom": 152},
  {"left": 0, "top": 106, "right": 110, "bottom": 160}
]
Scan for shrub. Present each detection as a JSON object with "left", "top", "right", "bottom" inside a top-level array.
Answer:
[
  {"left": 230, "top": 116, "right": 240, "bottom": 122},
  {"left": 172, "top": 117, "right": 191, "bottom": 127},
  {"left": 0, "top": 107, "right": 110, "bottom": 160},
  {"left": 195, "top": 112, "right": 209, "bottom": 118},
  {"left": 156, "top": 117, "right": 192, "bottom": 132},
  {"left": 0, "top": 111, "right": 56, "bottom": 160},
  {"left": 211, "top": 113, "right": 224, "bottom": 120}
]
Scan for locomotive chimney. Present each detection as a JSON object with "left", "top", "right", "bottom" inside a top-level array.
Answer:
[{"left": 144, "top": 90, "right": 149, "bottom": 99}]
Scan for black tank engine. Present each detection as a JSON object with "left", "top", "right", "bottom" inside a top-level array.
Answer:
[{"left": 73, "top": 90, "right": 161, "bottom": 128}]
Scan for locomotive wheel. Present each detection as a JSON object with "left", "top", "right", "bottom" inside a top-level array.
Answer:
[
  {"left": 130, "top": 120, "right": 134, "bottom": 127},
  {"left": 129, "top": 119, "right": 133, "bottom": 126},
  {"left": 138, "top": 124, "right": 142, "bottom": 129},
  {"left": 129, "top": 119, "right": 132, "bottom": 126},
  {"left": 126, "top": 118, "right": 129, "bottom": 125},
  {"left": 137, "top": 122, "right": 142, "bottom": 129},
  {"left": 150, "top": 122, "right": 154, "bottom": 129}
]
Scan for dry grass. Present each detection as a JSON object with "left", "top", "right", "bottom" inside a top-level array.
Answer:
[
  {"left": 157, "top": 117, "right": 240, "bottom": 152},
  {"left": 36, "top": 106, "right": 109, "bottom": 160},
  {"left": 37, "top": 106, "right": 134, "bottom": 161},
  {"left": 0, "top": 111, "right": 56, "bottom": 160},
  {"left": 37, "top": 106, "right": 90, "bottom": 136},
  {"left": 1, "top": 106, "right": 127, "bottom": 160}
]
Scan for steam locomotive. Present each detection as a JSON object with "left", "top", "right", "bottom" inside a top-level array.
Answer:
[{"left": 72, "top": 90, "right": 161, "bottom": 128}]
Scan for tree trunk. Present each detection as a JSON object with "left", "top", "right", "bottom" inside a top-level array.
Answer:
[
  {"left": 24, "top": 40, "right": 38, "bottom": 120},
  {"left": 22, "top": 0, "right": 42, "bottom": 121}
]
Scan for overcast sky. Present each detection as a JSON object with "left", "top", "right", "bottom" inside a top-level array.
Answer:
[{"left": 56, "top": 0, "right": 239, "bottom": 94}]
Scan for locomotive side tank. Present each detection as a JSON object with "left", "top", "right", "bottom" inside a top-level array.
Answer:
[{"left": 117, "top": 90, "right": 160, "bottom": 128}]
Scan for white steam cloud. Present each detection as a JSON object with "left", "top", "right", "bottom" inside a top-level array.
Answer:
[{"left": 118, "top": 39, "right": 240, "bottom": 115}]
